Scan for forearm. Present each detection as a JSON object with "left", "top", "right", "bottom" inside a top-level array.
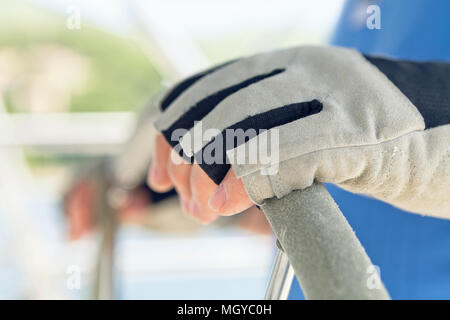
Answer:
[
  {"left": 340, "top": 125, "right": 450, "bottom": 218},
  {"left": 360, "top": 56, "right": 450, "bottom": 217}
]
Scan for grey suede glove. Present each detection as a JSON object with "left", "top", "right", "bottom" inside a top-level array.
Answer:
[{"left": 154, "top": 46, "right": 450, "bottom": 219}]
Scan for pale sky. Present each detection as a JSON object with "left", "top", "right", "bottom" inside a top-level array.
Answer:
[{"left": 26, "top": 0, "right": 345, "bottom": 41}]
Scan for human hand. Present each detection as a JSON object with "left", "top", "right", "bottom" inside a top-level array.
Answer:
[
  {"left": 147, "top": 134, "right": 254, "bottom": 223},
  {"left": 150, "top": 46, "right": 450, "bottom": 219}
]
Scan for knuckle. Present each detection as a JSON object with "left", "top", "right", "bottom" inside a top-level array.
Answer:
[{"left": 190, "top": 175, "right": 204, "bottom": 195}]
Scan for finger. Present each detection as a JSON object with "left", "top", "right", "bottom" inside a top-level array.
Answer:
[
  {"left": 148, "top": 134, "right": 173, "bottom": 192},
  {"left": 189, "top": 164, "right": 220, "bottom": 224},
  {"left": 208, "top": 169, "right": 253, "bottom": 215},
  {"left": 167, "top": 152, "right": 192, "bottom": 211}
]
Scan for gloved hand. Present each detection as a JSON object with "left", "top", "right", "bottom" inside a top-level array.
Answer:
[{"left": 152, "top": 46, "right": 450, "bottom": 219}]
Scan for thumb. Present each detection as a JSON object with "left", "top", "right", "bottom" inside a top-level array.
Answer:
[{"left": 208, "top": 170, "right": 254, "bottom": 215}]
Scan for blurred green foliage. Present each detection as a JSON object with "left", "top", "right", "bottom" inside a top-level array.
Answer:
[{"left": 0, "top": 1, "right": 161, "bottom": 112}]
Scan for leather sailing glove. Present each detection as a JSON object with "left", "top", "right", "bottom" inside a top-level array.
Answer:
[{"left": 154, "top": 46, "right": 450, "bottom": 218}]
